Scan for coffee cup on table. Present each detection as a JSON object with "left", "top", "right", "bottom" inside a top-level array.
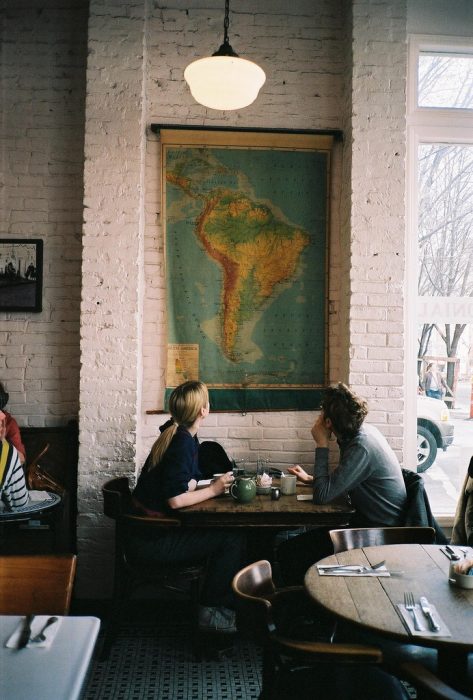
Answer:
[
  {"left": 280, "top": 474, "right": 297, "bottom": 495},
  {"left": 449, "top": 559, "right": 473, "bottom": 589},
  {"left": 212, "top": 473, "right": 228, "bottom": 493}
]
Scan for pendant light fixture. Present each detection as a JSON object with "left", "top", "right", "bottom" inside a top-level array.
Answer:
[{"left": 184, "top": 0, "right": 266, "bottom": 111}]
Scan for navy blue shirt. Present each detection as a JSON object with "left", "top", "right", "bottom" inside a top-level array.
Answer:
[{"left": 133, "top": 426, "right": 202, "bottom": 513}]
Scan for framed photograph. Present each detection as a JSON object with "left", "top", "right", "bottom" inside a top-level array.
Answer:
[
  {"left": 160, "top": 128, "right": 333, "bottom": 411},
  {"left": 0, "top": 239, "right": 43, "bottom": 312}
]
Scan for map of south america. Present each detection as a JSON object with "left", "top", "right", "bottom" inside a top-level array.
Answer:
[
  {"left": 195, "top": 191, "right": 310, "bottom": 361},
  {"left": 164, "top": 145, "right": 327, "bottom": 399}
]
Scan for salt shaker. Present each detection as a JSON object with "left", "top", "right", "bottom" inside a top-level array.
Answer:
[{"left": 271, "top": 487, "right": 281, "bottom": 501}]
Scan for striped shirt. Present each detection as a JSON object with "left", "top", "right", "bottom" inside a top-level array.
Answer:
[{"left": 0, "top": 439, "right": 29, "bottom": 510}]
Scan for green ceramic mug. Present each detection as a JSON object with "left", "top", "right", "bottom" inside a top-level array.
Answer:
[{"left": 230, "top": 476, "right": 256, "bottom": 504}]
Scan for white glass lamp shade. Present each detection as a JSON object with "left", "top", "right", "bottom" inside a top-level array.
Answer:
[{"left": 184, "top": 55, "right": 266, "bottom": 111}]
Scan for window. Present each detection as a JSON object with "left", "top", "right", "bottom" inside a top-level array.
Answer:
[
  {"left": 407, "top": 36, "right": 473, "bottom": 517},
  {"left": 418, "top": 53, "right": 473, "bottom": 109}
]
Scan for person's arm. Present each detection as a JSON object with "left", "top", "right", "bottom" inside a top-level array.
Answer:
[
  {"left": 287, "top": 414, "right": 331, "bottom": 484},
  {"left": 168, "top": 472, "right": 234, "bottom": 509},
  {"left": 5, "top": 415, "right": 26, "bottom": 464},
  {"left": 312, "top": 442, "right": 371, "bottom": 504},
  {"left": 1, "top": 442, "right": 29, "bottom": 508}
]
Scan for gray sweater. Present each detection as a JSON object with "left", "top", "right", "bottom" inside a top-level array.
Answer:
[{"left": 313, "top": 423, "right": 406, "bottom": 526}]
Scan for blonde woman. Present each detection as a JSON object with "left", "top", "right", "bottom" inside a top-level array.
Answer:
[{"left": 132, "top": 380, "right": 245, "bottom": 633}]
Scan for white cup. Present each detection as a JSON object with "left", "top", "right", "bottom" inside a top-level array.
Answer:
[
  {"left": 280, "top": 474, "right": 297, "bottom": 495},
  {"left": 449, "top": 561, "right": 473, "bottom": 589}
]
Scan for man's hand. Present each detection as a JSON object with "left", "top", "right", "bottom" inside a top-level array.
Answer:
[
  {"left": 287, "top": 465, "right": 313, "bottom": 484},
  {"left": 311, "top": 413, "right": 331, "bottom": 448}
]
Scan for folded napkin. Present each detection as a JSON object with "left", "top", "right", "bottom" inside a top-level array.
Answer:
[
  {"left": 5, "top": 615, "right": 62, "bottom": 649},
  {"left": 28, "top": 490, "right": 53, "bottom": 502},
  {"left": 317, "top": 564, "right": 390, "bottom": 577},
  {"left": 396, "top": 604, "right": 451, "bottom": 637}
]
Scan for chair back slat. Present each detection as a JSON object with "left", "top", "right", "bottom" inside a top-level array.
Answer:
[
  {"left": 232, "top": 559, "right": 276, "bottom": 610},
  {"left": 102, "top": 476, "right": 181, "bottom": 526},
  {"left": 103, "top": 477, "right": 132, "bottom": 518},
  {"left": 0, "top": 554, "right": 76, "bottom": 615},
  {"left": 329, "top": 526, "right": 436, "bottom": 553}
]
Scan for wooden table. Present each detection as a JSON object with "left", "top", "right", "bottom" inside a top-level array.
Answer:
[
  {"left": 178, "top": 484, "right": 354, "bottom": 528},
  {"left": 0, "top": 615, "right": 100, "bottom": 700},
  {"left": 305, "top": 544, "right": 473, "bottom": 692}
]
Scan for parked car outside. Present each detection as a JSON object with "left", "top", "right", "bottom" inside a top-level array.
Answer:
[{"left": 417, "top": 395, "right": 455, "bottom": 472}]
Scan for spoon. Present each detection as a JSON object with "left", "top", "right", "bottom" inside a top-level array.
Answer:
[{"left": 30, "top": 616, "right": 58, "bottom": 643}]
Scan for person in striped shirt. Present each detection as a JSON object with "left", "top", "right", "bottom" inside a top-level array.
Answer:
[{"left": 0, "top": 410, "right": 29, "bottom": 510}]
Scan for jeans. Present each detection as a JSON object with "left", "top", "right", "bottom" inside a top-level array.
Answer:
[
  {"left": 426, "top": 389, "right": 442, "bottom": 400},
  {"left": 127, "top": 527, "right": 246, "bottom": 608}
]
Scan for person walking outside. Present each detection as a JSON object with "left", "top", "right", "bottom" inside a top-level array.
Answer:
[{"left": 424, "top": 363, "right": 448, "bottom": 400}]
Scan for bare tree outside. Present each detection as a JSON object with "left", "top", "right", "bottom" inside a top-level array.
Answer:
[{"left": 417, "top": 53, "right": 473, "bottom": 393}]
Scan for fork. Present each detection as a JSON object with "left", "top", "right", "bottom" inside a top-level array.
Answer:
[
  {"left": 404, "top": 592, "right": 421, "bottom": 631},
  {"left": 30, "top": 616, "right": 58, "bottom": 643}
]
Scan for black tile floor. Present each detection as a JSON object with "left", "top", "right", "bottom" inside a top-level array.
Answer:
[
  {"left": 80, "top": 601, "right": 419, "bottom": 700},
  {"left": 83, "top": 602, "right": 262, "bottom": 700}
]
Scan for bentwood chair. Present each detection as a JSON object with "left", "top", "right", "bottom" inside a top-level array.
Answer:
[
  {"left": 329, "top": 526, "right": 436, "bottom": 553},
  {"left": 398, "top": 662, "right": 473, "bottom": 700},
  {"left": 232, "top": 560, "right": 409, "bottom": 700},
  {"left": 102, "top": 477, "right": 206, "bottom": 658},
  {"left": 0, "top": 554, "right": 76, "bottom": 615}
]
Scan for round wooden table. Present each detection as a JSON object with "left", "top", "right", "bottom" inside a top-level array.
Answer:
[
  {"left": 305, "top": 543, "right": 473, "bottom": 692},
  {"left": 0, "top": 491, "right": 61, "bottom": 522},
  {"left": 0, "top": 492, "right": 62, "bottom": 553}
]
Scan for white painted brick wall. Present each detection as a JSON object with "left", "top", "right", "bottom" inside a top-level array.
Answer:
[
  {"left": 78, "top": 0, "right": 147, "bottom": 596},
  {"left": 0, "top": 1, "right": 87, "bottom": 425},
  {"left": 349, "top": 0, "right": 407, "bottom": 436}
]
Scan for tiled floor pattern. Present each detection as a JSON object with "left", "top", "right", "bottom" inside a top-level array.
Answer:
[
  {"left": 82, "top": 602, "right": 419, "bottom": 700},
  {"left": 84, "top": 614, "right": 262, "bottom": 700}
]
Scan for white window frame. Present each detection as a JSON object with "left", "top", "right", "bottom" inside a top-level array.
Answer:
[
  {"left": 405, "top": 35, "right": 473, "bottom": 516},
  {"left": 408, "top": 34, "right": 473, "bottom": 127}
]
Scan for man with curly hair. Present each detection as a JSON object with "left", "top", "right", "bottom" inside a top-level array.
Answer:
[{"left": 277, "top": 383, "right": 406, "bottom": 584}]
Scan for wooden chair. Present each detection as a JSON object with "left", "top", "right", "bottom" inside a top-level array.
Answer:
[
  {"left": 399, "top": 661, "right": 472, "bottom": 700},
  {"left": 0, "top": 554, "right": 76, "bottom": 614},
  {"left": 102, "top": 477, "right": 206, "bottom": 658},
  {"left": 329, "top": 526, "right": 436, "bottom": 553},
  {"left": 232, "top": 560, "right": 409, "bottom": 700}
]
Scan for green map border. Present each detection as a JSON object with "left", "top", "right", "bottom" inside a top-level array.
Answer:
[{"left": 164, "top": 388, "right": 324, "bottom": 412}]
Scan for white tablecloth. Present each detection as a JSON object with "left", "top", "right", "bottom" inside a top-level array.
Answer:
[{"left": 0, "top": 615, "right": 100, "bottom": 700}]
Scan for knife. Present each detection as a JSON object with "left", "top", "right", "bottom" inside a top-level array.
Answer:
[
  {"left": 419, "top": 597, "right": 440, "bottom": 632},
  {"left": 17, "top": 614, "right": 34, "bottom": 649},
  {"left": 440, "top": 547, "right": 460, "bottom": 561},
  {"left": 445, "top": 545, "right": 461, "bottom": 561},
  {"left": 318, "top": 564, "right": 365, "bottom": 571}
]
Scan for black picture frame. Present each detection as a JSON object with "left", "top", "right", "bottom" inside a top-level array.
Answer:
[{"left": 0, "top": 239, "right": 43, "bottom": 312}]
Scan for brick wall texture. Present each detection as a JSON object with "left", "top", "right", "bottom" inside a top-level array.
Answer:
[{"left": 1, "top": 0, "right": 410, "bottom": 597}]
